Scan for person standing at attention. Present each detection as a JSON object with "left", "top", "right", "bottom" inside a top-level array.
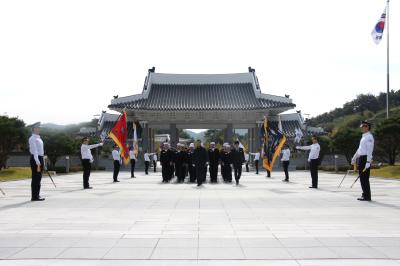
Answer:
[{"left": 296, "top": 136, "right": 320, "bottom": 188}]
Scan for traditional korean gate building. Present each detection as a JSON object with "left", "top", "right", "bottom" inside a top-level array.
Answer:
[{"left": 101, "top": 67, "right": 304, "bottom": 153}]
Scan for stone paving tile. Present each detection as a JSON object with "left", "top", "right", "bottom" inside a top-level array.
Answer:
[
  {"left": 10, "top": 247, "right": 66, "bottom": 259},
  {"left": 57, "top": 247, "right": 111, "bottom": 259},
  {"left": 242, "top": 247, "right": 293, "bottom": 259},
  {"left": 287, "top": 247, "right": 340, "bottom": 259},
  {"left": 239, "top": 237, "right": 283, "bottom": 247},
  {"left": 0, "top": 170, "right": 399, "bottom": 264},
  {"left": 0, "top": 247, "right": 24, "bottom": 259},
  {"left": 329, "top": 246, "right": 388, "bottom": 259},
  {"left": 298, "top": 259, "right": 400, "bottom": 266},
  {"left": 198, "top": 247, "right": 245, "bottom": 259},
  {"left": 151, "top": 247, "right": 197, "bottom": 259},
  {"left": 114, "top": 238, "right": 159, "bottom": 248},
  {"left": 103, "top": 247, "right": 154, "bottom": 259}
]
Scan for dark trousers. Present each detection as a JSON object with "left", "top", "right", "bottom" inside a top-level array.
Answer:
[
  {"left": 82, "top": 159, "right": 91, "bottom": 188},
  {"left": 130, "top": 159, "right": 136, "bottom": 177},
  {"left": 196, "top": 164, "right": 206, "bottom": 185},
  {"left": 255, "top": 160, "right": 259, "bottom": 174},
  {"left": 145, "top": 161, "right": 150, "bottom": 174},
  {"left": 358, "top": 155, "right": 371, "bottom": 200},
  {"left": 113, "top": 160, "right": 120, "bottom": 181},
  {"left": 189, "top": 165, "right": 196, "bottom": 182},
  {"left": 153, "top": 160, "right": 157, "bottom": 172},
  {"left": 222, "top": 165, "right": 232, "bottom": 182},
  {"left": 309, "top": 159, "right": 319, "bottom": 188},
  {"left": 209, "top": 163, "right": 218, "bottom": 182},
  {"left": 234, "top": 164, "right": 242, "bottom": 182},
  {"left": 162, "top": 164, "right": 168, "bottom": 182},
  {"left": 245, "top": 162, "right": 249, "bottom": 172},
  {"left": 176, "top": 164, "right": 185, "bottom": 182},
  {"left": 169, "top": 165, "right": 175, "bottom": 180},
  {"left": 30, "top": 155, "right": 43, "bottom": 199},
  {"left": 282, "top": 160, "right": 289, "bottom": 180}
]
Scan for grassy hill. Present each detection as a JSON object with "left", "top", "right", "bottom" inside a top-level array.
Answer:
[{"left": 310, "top": 106, "right": 400, "bottom": 133}]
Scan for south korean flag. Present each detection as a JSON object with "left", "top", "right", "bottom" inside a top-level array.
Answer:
[{"left": 371, "top": 8, "right": 386, "bottom": 45}]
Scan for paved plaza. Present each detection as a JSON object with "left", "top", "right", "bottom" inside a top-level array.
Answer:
[{"left": 0, "top": 169, "right": 399, "bottom": 265}]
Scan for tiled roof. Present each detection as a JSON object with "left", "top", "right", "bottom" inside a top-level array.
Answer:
[
  {"left": 108, "top": 83, "right": 295, "bottom": 111},
  {"left": 268, "top": 120, "right": 304, "bottom": 138}
]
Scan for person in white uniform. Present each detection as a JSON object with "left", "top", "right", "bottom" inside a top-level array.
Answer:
[
  {"left": 129, "top": 146, "right": 137, "bottom": 178},
  {"left": 112, "top": 145, "right": 121, "bottom": 182},
  {"left": 249, "top": 150, "right": 261, "bottom": 174},
  {"left": 296, "top": 136, "right": 320, "bottom": 188},
  {"left": 281, "top": 144, "right": 291, "bottom": 182},
  {"left": 152, "top": 152, "right": 158, "bottom": 172},
  {"left": 81, "top": 137, "right": 103, "bottom": 189},
  {"left": 29, "top": 122, "right": 45, "bottom": 201},
  {"left": 351, "top": 120, "right": 374, "bottom": 201}
]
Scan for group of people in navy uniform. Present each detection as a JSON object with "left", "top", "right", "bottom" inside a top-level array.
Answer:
[
  {"left": 158, "top": 140, "right": 246, "bottom": 186},
  {"left": 28, "top": 120, "right": 375, "bottom": 202}
]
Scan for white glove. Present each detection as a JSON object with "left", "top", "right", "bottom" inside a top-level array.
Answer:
[
  {"left": 100, "top": 142, "right": 104, "bottom": 146},
  {"left": 90, "top": 159, "right": 94, "bottom": 163},
  {"left": 364, "top": 162, "right": 371, "bottom": 170},
  {"left": 351, "top": 159, "right": 356, "bottom": 165},
  {"left": 296, "top": 146, "right": 301, "bottom": 150},
  {"left": 307, "top": 159, "right": 310, "bottom": 163}
]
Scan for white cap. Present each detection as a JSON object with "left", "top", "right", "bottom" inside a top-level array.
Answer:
[
  {"left": 189, "top": 143, "right": 194, "bottom": 148},
  {"left": 210, "top": 142, "right": 215, "bottom": 145}
]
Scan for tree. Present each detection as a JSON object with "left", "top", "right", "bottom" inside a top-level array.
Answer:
[
  {"left": 204, "top": 129, "right": 224, "bottom": 144},
  {"left": 374, "top": 116, "right": 400, "bottom": 165},
  {"left": 41, "top": 131, "right": 77, "bottom": 168},
  {"left": 0, "top": 116, "right": 27, "bottom": 170},
  {"left": 178, "top": 129, "right": 191, "bottom": 140},
  {"left": 331, "top": 128, "right": 360, "bottom": 164}
]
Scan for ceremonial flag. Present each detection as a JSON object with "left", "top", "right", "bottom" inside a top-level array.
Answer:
[
  {"left": 371, "top": 7, "right": 387, "bottom": 44},
  {"left": 109, "top": 112, "right": 130, "bottom": 164},
  {"left": 133, "top": 121, "right": 139, "bottom": 157},
  {"left": 262, "top": 117, "right": 286, "bottom": 172}
]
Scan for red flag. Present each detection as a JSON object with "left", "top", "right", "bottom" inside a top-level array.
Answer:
[{"left": 109, "top": 112, "right": 129, "bottom": 165}]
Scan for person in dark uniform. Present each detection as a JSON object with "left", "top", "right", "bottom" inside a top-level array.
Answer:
[
  {"left": 175, "top": 144, "right": 187, "bottom": 183},
  {"left": 167, "top": 144, "right": 176, "bottom": 181},
  {"left": 351, "top": 120, "right": 374, "bottom": 201},
  {"left": 245, "top": 152, "right": 250, "bottom": 172},
  {"left": 220, "top": 143, "right": 233, "bottom": 182},
  {"left": 296, "top": 136, "right": 321, "bottom": 188},
  {"left": 188, "top": 143, "right": 196, "bottom": 183},
  {"left": 208, "top": 142, "right": 220, "bottom": 183},
  {"left": 231, "top": 141, "right": 245, "bottom": 185},
  {"left": 193, "top": 140, "right": 208, "bottom": 186},
  {"left": 112, "top": 145, "right": 121, "bottom": 182},
  {"left": 81, "top": 137, "right": 103, "bottom": 188},
  {"left": 160, "top": 143, "right": 170, "bottom": 183},
  {"left": 29, "top": 122, "right": 45, "bottom": 201}
]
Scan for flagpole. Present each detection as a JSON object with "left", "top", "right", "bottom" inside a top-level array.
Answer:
[{"left": 386, "top": 0, "right": 390, "bottom": 119}]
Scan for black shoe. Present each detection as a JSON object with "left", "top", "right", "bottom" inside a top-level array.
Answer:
[
  {"left": 31, "top": 197, "right": 45, "bottom": 201},
  {"left": 282, "top": 179, "right": 288, "bottom": 182},
  {"left": 114, "top": 180, "right": 120, "bottom": 183},
  {"left": 84, "top": 186, "right": 93, "bottom": 189},
  {"left": 309, "top": 186, "right": 317, "bottom": 189},
  {"left": 236, "top": 181, "right": 239, "bottom": 186},
  {"left": 357, "top": 197, "right": 371, "bottom": 201}
]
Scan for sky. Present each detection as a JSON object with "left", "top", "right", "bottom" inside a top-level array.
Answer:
[{"left": 0, "top": 0, "right": 399, "bottom": 125}]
